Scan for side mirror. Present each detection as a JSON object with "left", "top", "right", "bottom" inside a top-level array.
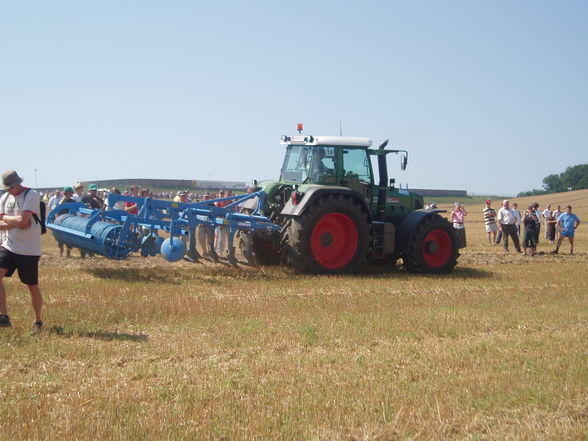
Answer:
[
  {"left": 389, "top": 178, "right": 395, "bottom": 188},
  {"left": 400, "top": 154, "right": 408, "bottom": 171}
]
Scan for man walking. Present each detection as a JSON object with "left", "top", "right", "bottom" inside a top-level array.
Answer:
[
  {"left": 497, "top": 200, "right": 522, "bottom": 253},
  {"left": 552, "top": 205, "right": 580, "bottom": 255},
  {"left": 0, "top": 171, "right": 44, "bottom": 334}
]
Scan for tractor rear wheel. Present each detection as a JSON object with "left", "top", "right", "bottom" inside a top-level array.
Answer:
[
  {"left": 401, "top": 214, "right": 458, "bottom": 274},
  {"left": 284, "top": 194, "right": 369, "bottom": 274}
]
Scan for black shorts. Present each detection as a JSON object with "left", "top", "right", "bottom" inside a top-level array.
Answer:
[{"left": 0, "top": 246, "right": 40, "bottom": 285}]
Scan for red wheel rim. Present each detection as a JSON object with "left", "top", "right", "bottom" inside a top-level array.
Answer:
[
  {"left": 422, "top": 229, "right": 452, "bottom": 267},
  {"left": 310, "top": 213, "right": 358, "bottom": 269}
]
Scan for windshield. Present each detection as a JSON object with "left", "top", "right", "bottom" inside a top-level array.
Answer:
[
  {"left": 280, "top": 145, "right": 312, "bottom": 183},
  {"left": 280, "top": 145, "right": 338, "bottom": 184}
]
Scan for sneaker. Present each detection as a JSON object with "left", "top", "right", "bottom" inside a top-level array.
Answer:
[
  {"left": 0, "top": 314, "right": 12, "bottom": 327},
  {"left": 30, "top": 321, "right": 43, "bottom": 335}
]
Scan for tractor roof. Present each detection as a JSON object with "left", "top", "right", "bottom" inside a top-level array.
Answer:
[{"left": 281, "top": 135, "right": 372, "bottom": 148}]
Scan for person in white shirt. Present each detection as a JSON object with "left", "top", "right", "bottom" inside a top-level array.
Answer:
[
  {"left": 512, "top": 202, "right": 522, "bottom": 236},
  {"left": 47, "top": 190, "right": 63, "bottom": 212},
  {"left": 541, "top": 204, "right": 552, "bottom": 240},
  {"left": 0, "top": 171, "right": 44, "bottom": 334},
  {"left": 497, "top": 200, "right": 522, "bottom": 253}
]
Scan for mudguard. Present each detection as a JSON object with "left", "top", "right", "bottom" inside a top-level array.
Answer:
[
  {"left": 396, "top": 209, "right": 447, "bottom": 253},
  {"left": 280, "top": 185, "right": 371, "bottom": 219}
]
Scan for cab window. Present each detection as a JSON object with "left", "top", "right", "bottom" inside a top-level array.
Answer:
[{"left": 342, "top": 149, "right": 372, "bottom": 184}]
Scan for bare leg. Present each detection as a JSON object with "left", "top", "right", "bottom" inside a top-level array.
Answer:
[
  {"left": 0, "top": 268, "right": 8, "bottom": 316},
  {"left": 554, "top": 235, "right": 565, "bottom": 252},
  {"left": 28, "top": 285, "right": 43, "bottom": 322}
]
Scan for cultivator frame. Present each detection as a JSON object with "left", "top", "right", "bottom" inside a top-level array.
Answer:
[{"left": 46, "top": 191, "right": 279, "bottom": 265}]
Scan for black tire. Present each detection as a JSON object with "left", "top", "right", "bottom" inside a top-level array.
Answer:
[
  {"left": 284, "top": 194, "right": 369, "bottom": 274},
  {"left": 401, "top": 214, "right": 458, "bottom": 274},
  {"left": 237, "top": 231, "right": 280, "bottom": 266}
]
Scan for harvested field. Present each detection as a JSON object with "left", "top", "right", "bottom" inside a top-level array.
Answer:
[{"left": 0, "top": 190, "right": 586, "bottom": 440}]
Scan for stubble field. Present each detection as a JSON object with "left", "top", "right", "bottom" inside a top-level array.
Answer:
[{"left": 0, "top": 190, "right": 586, "bottom": 440}]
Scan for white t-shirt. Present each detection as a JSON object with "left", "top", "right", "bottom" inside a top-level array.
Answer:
[{"left": 0, "top": 188, "right": 42, "bottom": 256}]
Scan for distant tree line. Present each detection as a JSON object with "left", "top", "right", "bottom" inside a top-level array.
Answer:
[{"left": 517, "top": 164, "right": 588, "bottom": 197}]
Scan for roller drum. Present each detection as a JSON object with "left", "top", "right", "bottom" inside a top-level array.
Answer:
[{"left": 51, "top": 214, "right": 135, "bottom": 260}]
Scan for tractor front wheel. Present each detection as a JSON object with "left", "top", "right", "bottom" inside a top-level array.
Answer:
[{"left": 401, "top": 214, "right": 458, "bottom": 274}]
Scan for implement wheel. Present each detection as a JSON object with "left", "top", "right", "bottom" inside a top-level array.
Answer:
[
  {"left": 401, "top": 214, "right": 458, "bottom": 274},
  {"left": 284, "top": 194, "right": 369, "bottom": 274}
]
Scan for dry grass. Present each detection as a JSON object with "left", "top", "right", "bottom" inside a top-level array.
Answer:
[{"left": 0, "top": 190, "right": 586, "bottom": 440}]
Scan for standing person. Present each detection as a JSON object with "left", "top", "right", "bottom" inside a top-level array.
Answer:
[
  {"left": 532, "top": 202, "right": 541, "bottom": 245},
  {"left": 545, "top": 211, "right": 557, "bottom": 244},
  {"left": 450, "top": 202, "right": 467, "bottom": 248},
  {"left": 72, "top": 183, "right": 85, "bottom": 202},
  {"left": 522, "top": 205, "right": 538, "bottom": 256},
  {"left": 497, "top": 200, "right": 522, "bottom": 253},
  {"left": 542, "top": 204, "right": 552, "bottom": 240},
  {"left": 512, "top": 203, "right": 522, "bottom": 237},
  {"left": 81, "top": 184, "right": 104, "bottom": 210},
  {"left": 552, "top": 205, "right": 562, "bottom": 242},
  {"left": 47, "top": 190, "right": 62, "bottom": 212},
  {"left": 124, "top": 186, "right": 140, "bottom": 214},
  {"left": 0, "top": 171, "right": 44, "bottom": 334},
  {"left": 552, "top": 205, "right": 580, "bottom": 255},
  {"left": 483, "top": 199, "right": 498, "bottom": 245},
  {"left": 104, "top": 187, "right": 125, "bottom": 210},
  {"left": 214, "top": 190, "right": 231, "bottom": 257},
  {"left": 197, "top": 194, "right": 216, "bottom": 259},
  {"left": 56, "top": 187, "right": 76, "bottom": 257}
]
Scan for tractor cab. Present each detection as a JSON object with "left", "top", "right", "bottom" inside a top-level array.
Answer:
[
  {"left": 278, "top": 134, "right": 422, "bottom": 220},
  {"left": 279, "top": 135, "right": 373, "bottom": 196}
]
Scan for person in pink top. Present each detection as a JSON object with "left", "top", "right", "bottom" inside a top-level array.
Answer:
[{"left": 450, "top": 202, "right": 467, "bottom": 248}]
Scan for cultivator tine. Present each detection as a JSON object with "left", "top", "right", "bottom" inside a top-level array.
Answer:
[{"left": 184, "top": 226, "right": 202, "bottom": 264}]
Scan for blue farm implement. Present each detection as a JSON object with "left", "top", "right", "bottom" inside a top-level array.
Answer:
[{"left": 46, "top": 192, "right": 279, "bottom": 265}]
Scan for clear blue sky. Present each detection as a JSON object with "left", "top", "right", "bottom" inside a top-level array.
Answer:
[{"left": 1, "top": 1, "right": 586, "bottom": 195}]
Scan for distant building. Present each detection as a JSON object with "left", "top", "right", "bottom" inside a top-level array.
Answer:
[{"left": 409, "top": 188, "right": 467, "bottom": 198}]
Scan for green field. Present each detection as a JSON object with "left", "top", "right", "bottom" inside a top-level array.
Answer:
[{"left": 0, "top": 190, "right": 586, "bottom": 440}]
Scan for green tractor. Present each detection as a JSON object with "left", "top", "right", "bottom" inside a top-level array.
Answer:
[{"left": 240, "top": 132, "right": 460, "bottom": 274}]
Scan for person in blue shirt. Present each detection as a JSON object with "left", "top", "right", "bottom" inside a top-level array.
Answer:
[{"left": 552, "top": 205, "right": 581, "bottom": 255}]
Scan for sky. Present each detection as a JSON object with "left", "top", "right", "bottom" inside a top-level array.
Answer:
[{"left": 1, "top": 1, "right": 586, "bottom": 196}]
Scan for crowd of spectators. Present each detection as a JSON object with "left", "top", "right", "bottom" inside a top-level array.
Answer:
[
  {"left": 431, "top": 198, "right": 582, "bottom": 257},
  {"left": 482, "top": 199, "right": 580, "bottom": 255}
]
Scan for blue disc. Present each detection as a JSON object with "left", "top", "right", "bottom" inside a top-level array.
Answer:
[{"left": 160, "top": 237, "right": 186, "bottom": 262}]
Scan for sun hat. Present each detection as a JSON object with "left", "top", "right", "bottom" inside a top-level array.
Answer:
[
  {"left": 1, "top": 170, "right": 23, "bottom": 189},
  {"left": 63, "top": 186, "right": 74, "bottom": 193},
  {"left": 88, "top": 184, "right": 98, "bottom": 191},
  {"left": 74, "top": 182, "right": 84, "bottom": 189}
]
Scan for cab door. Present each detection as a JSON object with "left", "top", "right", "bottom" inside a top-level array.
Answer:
[{"left": 341, "top": 148, "right": 373, "bottom": 203}]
